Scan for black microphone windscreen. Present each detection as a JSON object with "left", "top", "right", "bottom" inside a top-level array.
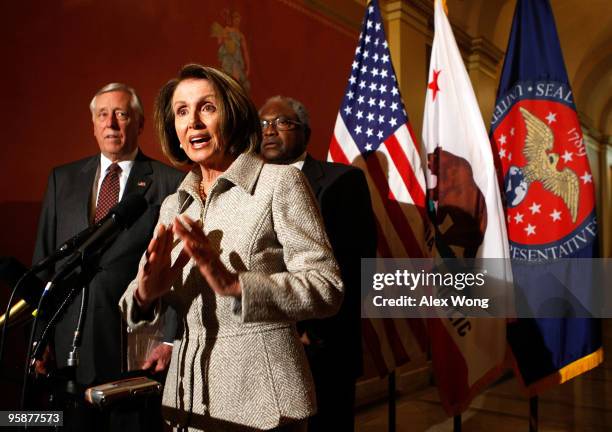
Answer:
[{"left": 108, "top": 194, "right": 148, "bottom": 229}]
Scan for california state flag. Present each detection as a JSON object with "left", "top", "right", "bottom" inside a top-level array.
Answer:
[{"left": 422, "top": 0, "right": 511, "bottom": 415}]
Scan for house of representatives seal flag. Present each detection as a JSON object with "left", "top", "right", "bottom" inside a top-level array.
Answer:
[
  {"left": 490, "top": 0, "right": 602, "bottom": 395},
  {"left": 422, "top": 0, "right": 510, "bottom": 415},
  {"left": 328, "top": 0, "right": 429, "bottom": 375}
]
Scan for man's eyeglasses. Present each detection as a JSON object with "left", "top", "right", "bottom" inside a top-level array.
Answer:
[{"left": 260, "top": 117, "right": 302, "bottom": 131}]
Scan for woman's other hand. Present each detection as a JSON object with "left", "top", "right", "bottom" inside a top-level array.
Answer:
[
  {"left": 173, "top": 214, "right": 241, "bottom": 298},
  {"left": 135, "top": 223, "right": 189, "bottom": 309}
]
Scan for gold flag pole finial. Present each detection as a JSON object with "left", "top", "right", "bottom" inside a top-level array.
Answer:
[{"left": 441, "top": 0, "right": 449, "bottom": 15}]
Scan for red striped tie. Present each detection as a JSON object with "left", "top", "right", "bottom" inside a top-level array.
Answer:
[{"left": 94, "top": 163, "right": 122, "bottom": 223}]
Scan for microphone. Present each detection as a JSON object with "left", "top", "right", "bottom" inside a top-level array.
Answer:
[
  {"left": 46, "top": 194, "right": 148, "bottom": 287},
  {"left": 30, "top": 194, "right": 147, "bottom": 274},
  {"left": 30, "top": 225, "right": 98, "bottom": 274}
]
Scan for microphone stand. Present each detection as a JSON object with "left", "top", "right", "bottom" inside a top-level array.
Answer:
[
  {"left": 60, "top": 277, "right": 89, "bottom": 408},
  {"left": 20, "top": 194, "right": 147, "bottom": 414},
  {"left": 22, "top": 251, "right": 100, "bottom": 412},
  {"left": 67, "top": 281, "right": 88, "bottom": 369},
  {"left": 0, "top": 272, "right": 31, "bottom": 369}
]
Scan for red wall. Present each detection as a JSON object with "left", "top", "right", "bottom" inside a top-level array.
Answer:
[{"left": 0, "top": 0, "right": 358, "bottom": 262}]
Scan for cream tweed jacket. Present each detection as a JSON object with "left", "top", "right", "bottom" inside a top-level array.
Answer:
[{"left": 119, "top": 152, "right": 343, "bottom": 431}]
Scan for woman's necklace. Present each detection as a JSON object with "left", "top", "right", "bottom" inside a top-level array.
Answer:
[{"left": 199, "top": 180, "right": 208, "bottom": 200}]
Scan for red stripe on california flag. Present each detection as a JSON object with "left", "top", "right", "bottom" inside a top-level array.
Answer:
[
  {"left": 328, "top": 134, "right": 350, "bottom": 165},
  {"left": 365, "top": 154, "right": 424, "bottom": 258},
  {"left": 428, "top": 319, "right": 470, "bottom": 413},
  {"left": 385, "top": 132, "right": 426, "bottom": 211}
]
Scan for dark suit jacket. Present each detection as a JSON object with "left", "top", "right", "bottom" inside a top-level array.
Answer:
[
  {"left": 299, "top": 154, "right": 377, "bottom": 377},
  {"left": 32, "top": 151, "right": 184, "bottom": 385}
]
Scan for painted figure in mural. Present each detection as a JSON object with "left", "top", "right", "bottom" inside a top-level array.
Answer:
[
  {"left": 259, "top": 96, "right": 377, "bottom": 432},
  {"left": 120, "top": 65, "right": 343, "bottom": 431},
  {"left": 211, "top": 9, "right": 251, "bottom": 92}
]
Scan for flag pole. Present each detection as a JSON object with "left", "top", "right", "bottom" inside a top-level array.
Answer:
[
  {"left": 388, "top": 371, "right": 396, "bottom": 432},
  {"left": 453, "top": 415, "right": 462, "bottom": 432},
  {"left": 529, "top": 396, "right": 538, "bottom": 432}
]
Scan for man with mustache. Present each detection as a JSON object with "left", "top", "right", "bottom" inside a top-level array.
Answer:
[
  {"left": 32, "top": 83, "right": 184, "bottom": 431},
  {"left": 259, "top": 96, "right": 377, "bottom": 431}
]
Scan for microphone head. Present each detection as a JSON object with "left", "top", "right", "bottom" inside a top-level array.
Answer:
[{"left": 108, "top": 194, "right": 148, "bottom": 229}]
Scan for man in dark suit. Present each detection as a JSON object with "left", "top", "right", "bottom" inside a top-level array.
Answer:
[
  {"left": 32, "top": 83, "right": 184, "bottom": 430},
  {"left": 259, "top": 96, "right": 377, "bottom": 431}
]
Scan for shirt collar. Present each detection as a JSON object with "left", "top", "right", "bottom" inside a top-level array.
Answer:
[
  {"left": 290, "top": 152, "right": 308, "bottom": 170},
  {"left": 100, "top": 147, "right": 139, "bottom": 174},
  {"left": 177, "top": 152, "right": 265, "bottom": 205}
]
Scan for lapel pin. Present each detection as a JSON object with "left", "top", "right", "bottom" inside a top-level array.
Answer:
[{"left": 137, "top": 181, "right": 146, "bottom": 187}]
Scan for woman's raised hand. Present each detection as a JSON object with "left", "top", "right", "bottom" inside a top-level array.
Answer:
[
  {"left": 173, "top": 214, "right": 241, "bottom": 298},
  {"left": 134, "top": 223, "right": 189, "bottom": 309}
]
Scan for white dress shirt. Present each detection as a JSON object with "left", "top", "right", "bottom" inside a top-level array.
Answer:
[
  {"left": 95, "top": 148, "right": 138, "bottom": 207},
  {"left": 290, "top": 152, "right": 308, "bottom": 170}
]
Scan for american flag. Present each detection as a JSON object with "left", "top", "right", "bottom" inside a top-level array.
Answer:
[{"left": 328, "top": 0, "right": 429, "bottom": 375}]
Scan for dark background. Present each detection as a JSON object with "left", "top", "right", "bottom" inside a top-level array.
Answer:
[{"left": 0, "top": 0, "right": 357, "bottom": 408}]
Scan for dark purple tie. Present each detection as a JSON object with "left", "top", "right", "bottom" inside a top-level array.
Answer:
[{"left": 95, "top": 163, "right": 122, "bottom": 223}]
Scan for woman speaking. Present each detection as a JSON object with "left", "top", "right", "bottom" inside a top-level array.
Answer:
[{"left": 119, "top": 64, "right": 343, "bottom": 432}]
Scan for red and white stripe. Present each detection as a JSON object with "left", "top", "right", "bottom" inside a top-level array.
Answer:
[
  {"left": 329, "top": 116, "right": 431, "bottom": 377},
  {"left": 329, "top": 115, "right": 429, "bottom": 259}
]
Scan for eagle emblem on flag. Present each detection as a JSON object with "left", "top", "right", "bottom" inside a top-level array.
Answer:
[
  {"left": 519, "top": 107, "right": 579, "bottom": 223},
  {"left": 492, "top": 80, "right": 597, "bottom": 259}
]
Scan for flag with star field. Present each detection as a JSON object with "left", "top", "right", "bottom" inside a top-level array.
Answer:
[
  {"left": 328, "top": 0, "right": 430, "bottom": 375},
  {"left": 422, "top": 0, "right": 511, "bottom": 415},
  {"left": 490, "top": 0, "right": 601, "bottom": 395}
]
